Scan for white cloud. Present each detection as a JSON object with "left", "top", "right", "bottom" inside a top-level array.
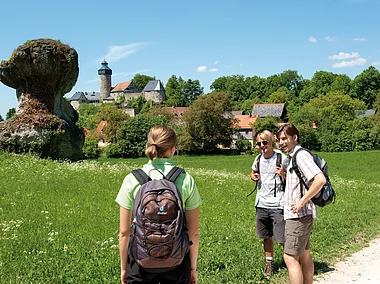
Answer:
[
  {"left": 97, "top": 42, "right": 150, "bottom": 63},
  {"left": 332, "top": 58, "right": 367, "bottom": 68},
  {"left": 353, "top": 37, "right": 367, "bottom": 41},
  {"left": 308, "top": 37, "right": 317, "bottom": 43},
  {"left": 328, "top": 52, "right": 360, "bottom": 60},
  {"left": 215, "top": 60, "right": 220, "bottom": 65},
  {"left": 325, "top": 36, "right": 337, "bottom": 42},
  {"left": 87, "top": 78, "right": 99, "bottom": 83},
  {"left": 196, "top": 66, "right": 207, "bottom": 72},
  {"left": 372, "top": 61, "right": 380, "bottom": 66},
  {"left": 209, "top": 68, "right": 218, "bottom": 72},
  {"left": 124, "top": 69, "right": 153, "bottom": 76}
]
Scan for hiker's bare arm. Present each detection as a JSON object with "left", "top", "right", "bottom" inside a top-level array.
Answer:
[
  {"left": 186, "top": 208, "right": 199, "bottom": 283},
  {"left": 291, "top": 172, "right": 326, "bottom": 213},
  {"left": 250, "top": 170, "right": 260, "bottom": 181},
  {"left": 119, "top": 207, "right": 132, "bottom": 284}
]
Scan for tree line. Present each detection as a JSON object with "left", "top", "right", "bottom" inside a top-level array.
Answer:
[{"left": 3, "top": 66, "right": 380, "bottom": 158}]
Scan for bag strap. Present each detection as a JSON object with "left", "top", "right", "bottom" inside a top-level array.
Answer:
[
  {"left": 256, "top": 154, "right": 262, "bottom": 174},
  {"left": 165, "top": 166, "right": 184, "bottom": 182},
  {"left": 131, "top": 169, "right": 152, "bottom": 185},
  {"left": 247, "top": 182, "right": 258, "bottom": 197},
  {"left": 291, "top": 148, "right": 311, "bottom": 198},
  {"left": 276, "top": 152, "right": 282, "bottom": 168},
  {"left": 247, "top": 154, "right": 261, "bottom": 198}
]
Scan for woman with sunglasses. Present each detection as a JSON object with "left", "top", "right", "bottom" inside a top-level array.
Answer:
[{"left": 250, "top": 130, "right": 287, "bottom": 277}]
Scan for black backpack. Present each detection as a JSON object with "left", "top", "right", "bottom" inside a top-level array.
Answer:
[
  {"left": 247, "top": 152, "right": 284, "bottom": 197},
  {"left": 130, "top": 166, "right": 190, "bottom": 272},
  {"left": 291, "top": 148, "right": 336, "bottom": 207}
]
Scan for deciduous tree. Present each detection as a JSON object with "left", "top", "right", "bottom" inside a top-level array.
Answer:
[{"left": 182, "top": 92, "right": 236, "bottom": 151}]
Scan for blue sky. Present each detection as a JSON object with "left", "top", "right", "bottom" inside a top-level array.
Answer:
[{"left": 1, "top": 0, "right": 380, "bottom": 118}]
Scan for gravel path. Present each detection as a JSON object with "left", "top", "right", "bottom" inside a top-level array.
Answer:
[{"left": 314, "top": 237, "right": 380, "bottom": 283}]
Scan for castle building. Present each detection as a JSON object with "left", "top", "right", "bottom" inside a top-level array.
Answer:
[
  {"left": 68, "top": 61, "right": 165, "bottom": 109},
  {"left": 98, "top": 60, "right": 112, "bottom": 101}
]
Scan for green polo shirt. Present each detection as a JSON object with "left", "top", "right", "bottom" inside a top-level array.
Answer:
[{"left": 116, "top": 158, "right": 201, "bottom": 211}]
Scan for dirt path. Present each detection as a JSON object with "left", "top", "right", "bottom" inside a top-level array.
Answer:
[{"left": 314, "top": 237, "right": 380, "bottom": 283}]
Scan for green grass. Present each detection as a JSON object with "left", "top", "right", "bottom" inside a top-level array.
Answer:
[{"left": 1, "top": 151, "right": 380, "bottom": 283}]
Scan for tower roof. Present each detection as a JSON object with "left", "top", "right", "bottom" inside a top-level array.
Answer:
[{"left": 98, "top": 60, "right": 112, "bottom": 75}]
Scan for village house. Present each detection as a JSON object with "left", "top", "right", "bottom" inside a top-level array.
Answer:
[{"left": 232, "top": 114, "right": 258, "bottom": 147}]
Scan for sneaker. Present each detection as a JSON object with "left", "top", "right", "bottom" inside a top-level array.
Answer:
[{"left": 264, "top": 260, "right": 274, "bottom": 277}]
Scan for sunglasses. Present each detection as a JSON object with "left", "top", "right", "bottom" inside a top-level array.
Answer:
[{"left": 256, "top": 140, "right": 269, "bottom": 147}]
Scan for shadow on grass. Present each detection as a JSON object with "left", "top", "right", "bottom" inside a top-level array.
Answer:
[{"left": 314, "top": 261, "right": 335, "bottom": 274}]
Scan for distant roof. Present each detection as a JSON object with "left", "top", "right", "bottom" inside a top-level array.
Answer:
[
  {"left": 232, "top": 110, "right": 243, "bottom": 115},
  {"left": 252, "top": 104, "right": 285, "bottom": 118},
  {"left": 98, "top": 60, "right": 112, "bottom": 75},
  {"left": 357, "top": 109, "right": 377, "bottom": 118},
  {"left": 164, "top": 107, "right": 189, "bottom": 118},
  {"left": 69, "top": 91, "right": 100, "bottom": 102},
  {"left": 111, "top": 81, "right": 132, "bottom": 93},
  {"left": 234, "top": 115, "right": 257, "bottom": 129},
  {"left": 94, "top": 121, "right": 107, "bottom": 136},
  {"left": 142, "top": 80, "right": 165, "bottom": 92}
]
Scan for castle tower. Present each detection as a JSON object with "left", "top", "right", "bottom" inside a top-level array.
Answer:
[{"left": 98, "top": 60, "right": 112, "bottom": 100}]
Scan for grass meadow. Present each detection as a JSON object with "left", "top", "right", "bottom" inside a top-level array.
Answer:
[{"left": 1, "top": 151, "right": 380, "bottom": 283}]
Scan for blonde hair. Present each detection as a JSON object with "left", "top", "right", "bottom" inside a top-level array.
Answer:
[
  {"left": 145, "top": 125, "right": 177, "bottom": 160},
  {"left": 257, "top": 130, "right": 276, "bottom": 146}
]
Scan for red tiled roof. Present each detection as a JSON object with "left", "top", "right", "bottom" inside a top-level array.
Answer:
[
  {"left": 94, "top": 120, "right": 107, "bottom": 136},
  {"left": 234, "top": 114, "right": 258, "bottom": 129},
  {"left": 111, "top": 81, "right": 132, "bottom": 92},
  {"left": 164, "top": 107, "right": 189, "bottom": 118}
]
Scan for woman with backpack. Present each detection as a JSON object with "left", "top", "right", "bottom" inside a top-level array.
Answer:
[{"left": 116, "top": 125, "right": 201, "bottom": 284}]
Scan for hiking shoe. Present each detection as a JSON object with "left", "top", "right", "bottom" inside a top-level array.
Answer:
[{"left": 264, "top": 260, "right": 274, "bottom": 277}]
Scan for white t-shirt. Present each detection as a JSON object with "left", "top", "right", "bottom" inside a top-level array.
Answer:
[{"left": 252, "top": 150, "right": 287, "bottom": 208}]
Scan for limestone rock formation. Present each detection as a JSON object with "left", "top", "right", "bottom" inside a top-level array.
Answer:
[{"left": 0, "top": 38, "right": 84, "bottom": 160}]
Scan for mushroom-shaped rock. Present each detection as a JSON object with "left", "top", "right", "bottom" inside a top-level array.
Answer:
[{"left": 0, "top": 38, "right": 84, "bottom": 160}]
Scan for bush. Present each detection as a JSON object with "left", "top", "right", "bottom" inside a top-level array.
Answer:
[
  {"left": 235, "top": 139, "right": 252, "bottom": 152},
  {"left": 82, "top": 137, "right": 101, "bottom": 159}
]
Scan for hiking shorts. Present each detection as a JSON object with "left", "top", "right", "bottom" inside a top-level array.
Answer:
[
  {"left": 256, "top": 207, "right": 285, "bottom": 244},
  {"left": 127, "top": 253, "right": 191, "bottom": 284},
  {"left": 284, "top": 215, "right": 313, "bottom": 257}
]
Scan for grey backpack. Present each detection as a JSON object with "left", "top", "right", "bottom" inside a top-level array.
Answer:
[
  {"left": 291, "top": 148, "right": 336, "bottom": 207},
  {"left": 130, "top": 166, "right": 190, "bottom": 271}
]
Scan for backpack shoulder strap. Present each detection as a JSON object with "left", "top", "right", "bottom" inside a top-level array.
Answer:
[
  {"left": 256, "top": 154, "right": 262, "bottom": 174},
  {"left": 165, "top": 166, "right": 185, "bottom": 183},
  {"left": 131, "top": 168, "right": 152, "bottom": 185},
  {"left": 291, "top": 148, "right": 311, "bottom": 195},
  {"left": 276, "top": 152, "right": 282, "bottom": 168}
]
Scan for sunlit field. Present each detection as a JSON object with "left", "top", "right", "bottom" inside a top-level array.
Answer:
[{"left": 1, "top": 151, "right": 380, "bottom": 283}]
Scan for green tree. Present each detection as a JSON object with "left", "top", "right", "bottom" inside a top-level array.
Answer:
[
  {"left": 299, "top": 71, "right": 336, "bottom": 103},
  {"left": 133, "top": 74, "right": 156, "bottom": 91},
  {"left": 6, "top": 108, "right": 16, "bottom": 120},
  {"left": 253, "top": 116, "right": 282, "bottom": 134},
  {"left": 0, "top": 114, "right": 3, "bottom": 121},
  {"left": 182, "top": 79, "right": 204, "bottom": 105},
  {"left": 127, "top": 96, "right": 147, "bottom": 109},
  {"left": 267, "top": 87, "right": 291, "bottom": 104},
  {"left": 112, "top": 115, "right": 167, "bottom": 158},
  {"left": 165, "top": 75, "right": 187, "bottom": 107},
  {"left": 331, "top": 74, "right": 351, "bottom": 95},
  {"left": 350, "top": 66, "right": 380, "bottom": 108},
  {"left": 82, "top": 136, "right": 101, "bottom": 159},
  {"left": 77, "top": 104, "right": 100, "bottom": 130},
  {"left": 182, "top": 92, "right": 236, "bottom": 151},
  {"left": 96, "top": 105, "right": 129, "bottom": 143},
  {"left": 241, "top": 98, "right": 261, "bottom": 115}
]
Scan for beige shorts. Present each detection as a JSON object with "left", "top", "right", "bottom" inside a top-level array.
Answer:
[{"left": 284, "top": 215, "right": 313, "bottom": 256}]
